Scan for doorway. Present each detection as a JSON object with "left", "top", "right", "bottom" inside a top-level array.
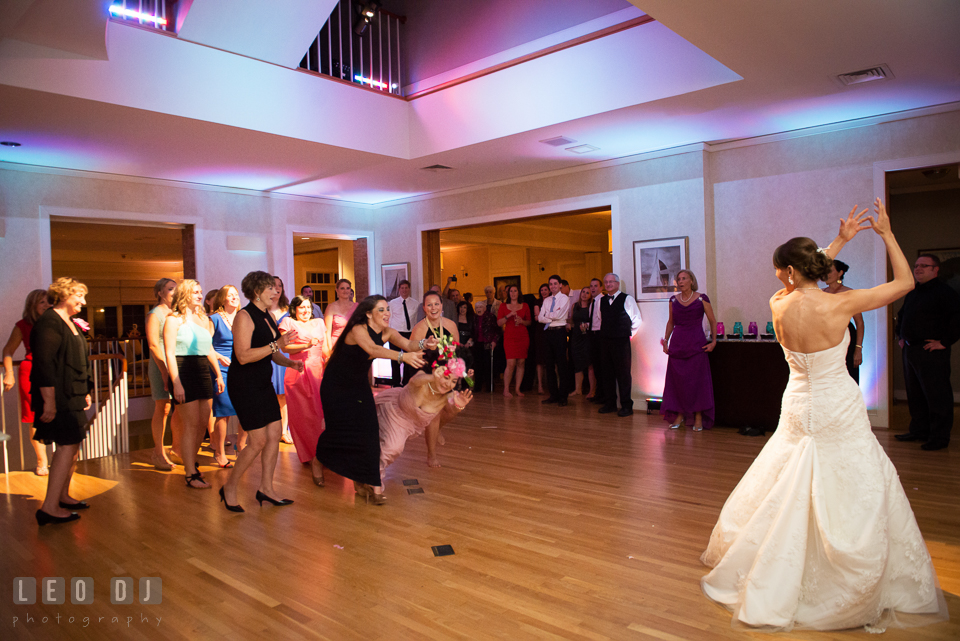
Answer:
[{"left": 887, "top": 163, "right": 960, "bottom": 428}]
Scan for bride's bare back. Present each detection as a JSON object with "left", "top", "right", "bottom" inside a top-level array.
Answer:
[{"left": 769, "top": 199, "right": 913, "bottom": 354}]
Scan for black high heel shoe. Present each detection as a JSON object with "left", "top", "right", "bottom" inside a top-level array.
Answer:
[
  {"left": 36, "top": 509, "right": 80, "bottom": 526},
  {"left": 255, "top": 490, "right": 293, "bottom": 507},
  {"left": 59, "top": 500, "right": 89, "bottom": 510},
  {"left": 219, "top": 487, "right": 244, "bottom": 513}
]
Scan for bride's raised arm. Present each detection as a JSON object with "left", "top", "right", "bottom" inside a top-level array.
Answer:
[
  {"left": 836, "top": 198, "right": 913, "bottom": 316},
  {"left": 823, "top": 205, "right": 871, "bottom": 260}
]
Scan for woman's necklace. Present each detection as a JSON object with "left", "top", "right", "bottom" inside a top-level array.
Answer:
[
  {"left": 219, "top": 310, "right": 236, "bottom": 330},
  {"left": 425, "top": 318, "right": 443, "bottom": 340},
  {"left": 795, "top": 287, "right": 821, "bottom": 291},
  {"left": 427, "top": 382, "right": 440, "bottom": 395},
  {"left": 679, "top": 290, "right": 696, "bottom": 304}
]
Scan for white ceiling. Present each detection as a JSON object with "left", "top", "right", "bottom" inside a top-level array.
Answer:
[{"left": 1, "top": 0, "right": 959, "bottom": 205}]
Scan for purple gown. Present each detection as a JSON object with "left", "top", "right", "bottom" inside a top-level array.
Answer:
[{"left": 661, "top": 294, "right": 715, "bottom": 429}]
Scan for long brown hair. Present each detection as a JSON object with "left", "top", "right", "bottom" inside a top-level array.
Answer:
[{"left": 21, "top": 289, "right": 49, "bottom": 323}]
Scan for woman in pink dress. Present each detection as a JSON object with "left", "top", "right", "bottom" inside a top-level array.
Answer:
[
  {"left": 377, "top": 348, "right": 473, "bottom": 485},
  {"left": 280, "top": 296, "right": 328, "bottom": 486},
  {"left": 324, "top": 278, "right": 358, "bottom": 347}
]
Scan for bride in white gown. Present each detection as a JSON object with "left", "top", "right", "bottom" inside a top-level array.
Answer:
[{"left": 701, "top": 199, "right": 948, "bottom": 632}]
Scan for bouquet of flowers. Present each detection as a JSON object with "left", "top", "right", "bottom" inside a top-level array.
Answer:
[{"left": 432, "top": 335, "right": 474, "bottom": 388}]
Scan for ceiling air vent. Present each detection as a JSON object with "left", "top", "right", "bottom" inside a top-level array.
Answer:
[
  {"left": 421, "top": 164, "right": 453, "bottom": 172},
  {"left": 540, "top": 136, "right": 577, "bottom": 147},
  {"left": 566, "top": 144, "right": 599, "bottom": 154},
  {"left": 834, "top": 64, "right": 893, "bottom": 87}
]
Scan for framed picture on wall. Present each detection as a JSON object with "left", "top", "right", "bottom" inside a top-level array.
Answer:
[
  {"left": 633, "top": 237, "right": 688, "bottom": 301},
  {"left": 918, "top": 247, "right": 960, "bottom": 296},
  {"left": 493, "top": 275, "right": 521, "bottom": 299},
  {"left": 381, "top": 262, "right": 409, "bottom": 299}
]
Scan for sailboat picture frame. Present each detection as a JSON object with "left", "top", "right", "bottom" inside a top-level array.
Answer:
[{"left": 633, "top": 236, "right": 688, "bottom": 301}]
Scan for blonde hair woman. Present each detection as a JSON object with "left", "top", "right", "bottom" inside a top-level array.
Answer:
[
  {"left": 163, "top": 280, "right": 224, "bottom": 489},
  {"left": 32, "top": 278, "right": 93, "bottom": 525},
  {"left": 2, "top": 289, "right": 52, "bottom": 475}
]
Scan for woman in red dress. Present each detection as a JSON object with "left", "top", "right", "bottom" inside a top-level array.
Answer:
[
  {"left": 2, "top": 289, "right": 52, "bottom": 475},
  {"left": 497, "top": 285, "right": 531, "bottom": 397}
]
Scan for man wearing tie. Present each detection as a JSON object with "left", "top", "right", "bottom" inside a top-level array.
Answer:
[
  {"left": 538, "top": 274, "right": 571, "bottom": 406},
  {"left": 598, "top": 273, "right": 642, "bottom": 417},
  {"left": 388, "top": 280, "right": 415, "bottom": 386},
  {"left": 587, "top": 277, "right": 605, "bottom": 404}
]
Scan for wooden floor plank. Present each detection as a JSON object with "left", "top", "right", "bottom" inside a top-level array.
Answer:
[{"left": 1, "top": 393, "right": 957, "bottom": 639}]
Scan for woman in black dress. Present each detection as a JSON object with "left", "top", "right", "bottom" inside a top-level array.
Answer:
[
  {"left": 532, "top": 283, "right": 551, "bottom": 395},
  {"left": 32, "top": 278, "right": 93, "bottom": 525},
  {"left": 316, "top": 295, "right": 428, "bottom": 504},
  {"left": 219, "top": 271, "right": 303, "bottom": 513},
  {"left": 569, "top": 287, "right": 595, "bottom": 396}
]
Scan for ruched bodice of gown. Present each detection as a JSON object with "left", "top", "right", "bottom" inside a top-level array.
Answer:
[{"left": 701, "top": 332, "right": 947, "bottom": 632}]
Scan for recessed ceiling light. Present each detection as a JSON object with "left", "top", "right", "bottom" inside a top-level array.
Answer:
[
  {"left": 566, "top": 144, "right": 599, "bottom": 154},
  {"left": 1, "top": 141, "right": 22, "bottom": 147},
  {"left": 301, "top": 237, "right": 310, "bottom": 239}
]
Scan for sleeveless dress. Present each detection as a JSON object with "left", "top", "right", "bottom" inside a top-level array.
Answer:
[
  {"left": 316, "top": 325, "right": 383, "bottom": 486},
  {"left": 171, "top": 318, "right": 213, "bottom": 405},
  {"left": 328, "top": 304, "right": 357, "bottom": 344},
  {"left": 701, "top": 332, "right": 947, "bottom": 632},
  {"left": 498, "top": 303, "right": 530, "bottom": 359},
  {"left": 210, "top": 313, "right": 236, "bottom": 418},
  {"left": 228, "top": 303, "right": 281, "bottom": 431},
  {"left": 270, "top": 310, "right": 289, "bottom": 395},
  {"left": 844, "top": 320, "right": 859, "bottom": 383},
  {"left": 376, "top": 385, "right": 443, "bottom": 477},
  {"left": 146, "top": 307, "right": 170, "bottom": 401},
  {"left": 661, "top": 294, "right": 714, "bottom": 429},
  {"left": 14, "top": 319, "right": 34, "bottom": 422},
  {"left": 280, "top": 317, "right": 326, "bottom": 463}
]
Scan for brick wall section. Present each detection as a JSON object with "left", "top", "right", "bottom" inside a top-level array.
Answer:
[{"left": 353, "top": 237, "right": 368, "bottom": 298}]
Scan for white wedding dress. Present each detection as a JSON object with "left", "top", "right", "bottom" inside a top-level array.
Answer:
[{"left": 701, "top": 333, "right": 948, "bottom": 632}]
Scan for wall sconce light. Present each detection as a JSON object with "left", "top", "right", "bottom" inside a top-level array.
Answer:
[
  {"left": 460, "top": 266, "right": 468, "bottom": 278},
  {"left": 536, "top": 261, "right": 545, "bottom": 272}
]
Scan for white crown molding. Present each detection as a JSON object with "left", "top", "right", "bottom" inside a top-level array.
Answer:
[
  {"left": 704, "top": 101, "right": 960, "bottom": 152},
  {"left": 3, "top": 102, "right": 959, "bottom": 213},
  {"left": 0, "top": 161, "right": 377, "bottom": 210}
]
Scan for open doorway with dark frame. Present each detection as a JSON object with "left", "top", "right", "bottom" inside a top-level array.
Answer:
[
  {"left": 421, "top": 206, "right": 613, "bottom": 396},
  {"left": 886, "top": 162, "right": 960, "bottom": 433}
]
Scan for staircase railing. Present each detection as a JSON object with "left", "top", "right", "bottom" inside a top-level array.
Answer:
[{"left": 81, "top": 355, "right": 130, "bottom": 462}]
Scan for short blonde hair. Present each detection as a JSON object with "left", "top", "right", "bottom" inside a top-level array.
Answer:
[
  {"left": 676, "top": 269, "right": 699, "bottom": 292},
  {"left": 22, "top": 289, "right": 50, "bottom": 323},
  {"left": 47, "top": 277, "right": 88, "bottom": 306},
  {"left": 170, "top": 279, "right": 205, "bottom": 317}
]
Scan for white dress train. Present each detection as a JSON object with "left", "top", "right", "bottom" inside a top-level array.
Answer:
[{"left": 701, "top": 333, "right": 948, "bottom": 632}]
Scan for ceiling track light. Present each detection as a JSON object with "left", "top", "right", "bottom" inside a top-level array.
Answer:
[{"left": 353, "top": 0, "right": 381, "bottom": 36}]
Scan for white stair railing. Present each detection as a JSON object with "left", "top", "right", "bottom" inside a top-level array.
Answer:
[{"left": 80, "top": 355, "right": 130, "bottom": 462}]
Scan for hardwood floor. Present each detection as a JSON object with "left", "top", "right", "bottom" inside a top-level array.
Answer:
[{"left": 2, "top": 393, "right": 958, "bottom": 640}]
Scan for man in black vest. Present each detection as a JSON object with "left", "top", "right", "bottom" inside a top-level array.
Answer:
[
  {"left": 894, "top": 254, "right": 960, "bottom": 451},
  {"left": 598, "top": 273, "right": 642, "bottom": 417}
]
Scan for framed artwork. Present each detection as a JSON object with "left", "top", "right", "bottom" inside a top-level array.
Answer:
[
  {"left": 381, "top": 262, "right": 409, "bottom": 299},
  {"left": 918, "top": 247, "right": 960, "bottom": 296},
  {"left": 493, "top": 275, "right": 522, "bottom": 298},
  {"left": 633, "top": 236, "right": 688, "bottom": 301}
]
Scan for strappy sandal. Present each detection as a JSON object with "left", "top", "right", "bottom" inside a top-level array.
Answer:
[
  {"left": 35, "top": 465, "right": 49, "bottom": 476},
  {"left": 185, "top": 471, "right": 210, "bottom": 489}
]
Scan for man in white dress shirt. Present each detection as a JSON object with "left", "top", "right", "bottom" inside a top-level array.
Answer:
[
  {"left": 538, "top": 274, "right": 572, "bottom": 406},
  {"left": 388, "top": 280, "right": 415, "bottom": 386},
  {"left": 598, "top": 273, "right": 642, "bottom": 417}
]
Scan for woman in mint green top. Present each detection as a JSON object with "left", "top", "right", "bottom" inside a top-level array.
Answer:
[{"left": 163, "top": 279, "right": 224, "bottom": 489}]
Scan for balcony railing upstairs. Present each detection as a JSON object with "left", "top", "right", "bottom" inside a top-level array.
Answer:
[
  {"left": 299, "top": 1, "right": 405, "bottom": 97},
  {"left": 108, "top": 0, "right": 176, "bottom": 32}
]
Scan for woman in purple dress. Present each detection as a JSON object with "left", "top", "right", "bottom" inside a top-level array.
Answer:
[{"left": 660, "top": 270, "right": 717, "bottom": 431}]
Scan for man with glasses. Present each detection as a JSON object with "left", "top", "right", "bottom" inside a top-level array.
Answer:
[{"left": 894, "top": 254, "right": 960, "bottom": 451}]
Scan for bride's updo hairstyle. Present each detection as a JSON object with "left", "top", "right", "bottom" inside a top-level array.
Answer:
[{"left": 773, "top": 237, "right": 833, "bottom": 282}]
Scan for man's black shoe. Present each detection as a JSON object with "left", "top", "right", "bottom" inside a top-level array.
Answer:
[
  {"left": 590, "top": 397, "right": 606, "bottom": 405},
  {"left": 557, "top": 399, "right": 567, "bottom": 407},
  {"left": 894, "top": 433, "right": 924, "bottom": 442},
  {"left": 617, "top": 408, "right": 634, "bottom": 417},
  {"left": 598, "top": 406, "right": 618, "bottom": 414},
  {"left": 542, "top": 398, "right": 559, "bottom": 405},
  {"left": 921, "top": 442, "right": 948, "bottom": 451}
]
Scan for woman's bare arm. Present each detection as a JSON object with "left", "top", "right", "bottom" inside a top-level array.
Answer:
[{"left": 2, "top": 325, "right": 23, "bottom": 390}]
